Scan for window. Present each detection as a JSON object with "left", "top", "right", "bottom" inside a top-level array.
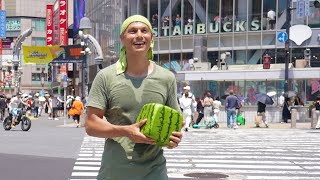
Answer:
[
  {"left": 32, "top": 73, "right": 47, "bottom": 81},
  {"left": 31, "top": 37, "right": 46, "bottom": 46},
  {"left": 31, "top": 19, "right": 46, "bottom": 31}
]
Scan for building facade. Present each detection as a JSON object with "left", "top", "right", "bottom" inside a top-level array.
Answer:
[
  {"left": 1, "top": 0, "right": 56, "bottom": 95},
  {"left": 86, "top": 0, "right": 320, "bottom": 106}
]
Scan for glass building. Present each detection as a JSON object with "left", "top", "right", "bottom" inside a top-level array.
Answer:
[{"left": 86, "top": 0, "right": 320, "bottom": 106}]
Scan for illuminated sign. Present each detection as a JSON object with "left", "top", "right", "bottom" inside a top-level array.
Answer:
[
  {"left": 153, "top": 20, "right": 261, "bottom": 37},
  {"left": 6, "top": 19, "right": 20, "bottom": 31}
]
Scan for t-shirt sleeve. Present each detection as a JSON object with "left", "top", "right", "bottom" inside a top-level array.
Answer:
[
  {"left": 166, "top": 77, "right": 181, "bottom": 112},
  {"left": 87, "top": 71, "right": 108, "bottom": 110}
]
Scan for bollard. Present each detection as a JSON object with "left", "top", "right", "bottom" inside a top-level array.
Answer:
[{"left": 291, "top": 109, "right": 297, "bottom": 128}]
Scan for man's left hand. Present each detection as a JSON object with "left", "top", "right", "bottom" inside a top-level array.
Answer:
[{"left": 167, "top": 131, "right": 182, "bottom": 149}]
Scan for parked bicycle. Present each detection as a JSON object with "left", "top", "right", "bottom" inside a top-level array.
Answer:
[{"left": 3, "top": 108, "right": 31, "bottom": 131}]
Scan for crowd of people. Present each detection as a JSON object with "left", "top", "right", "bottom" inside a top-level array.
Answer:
[{"left": 0, "top": 92, "right": 84, "bottom": 128}]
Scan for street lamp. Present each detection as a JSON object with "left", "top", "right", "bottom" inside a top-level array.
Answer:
[
  {"left": 79, "top": 16, "right": 104, "bottom": 100},
  {"left": 12, "top": 28, "right": 33, "bottom": 94}
]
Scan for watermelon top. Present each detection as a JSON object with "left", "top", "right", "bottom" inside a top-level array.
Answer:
[{"left": 87, "top": 62, "right": 181, "bottom": 179}]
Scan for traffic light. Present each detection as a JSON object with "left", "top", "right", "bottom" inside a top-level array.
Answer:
[
  {"left": 263, "top": 54, "right": 270, "bottom": 69},
  {"left": 314, "top": 0, "right": 320, "bottom": 8}
]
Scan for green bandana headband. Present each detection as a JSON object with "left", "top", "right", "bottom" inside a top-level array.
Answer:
[{"left": 116, "top": 15, "right": 154, "bottom": 75}]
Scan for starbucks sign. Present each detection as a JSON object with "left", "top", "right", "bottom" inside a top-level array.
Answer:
[{"left": 153, "top": 20, "right": 261, "bottom": 36}]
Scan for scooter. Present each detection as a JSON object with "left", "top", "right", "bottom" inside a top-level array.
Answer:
[{"left": 192, "top": 116, "right": 219, "bottom": 129}]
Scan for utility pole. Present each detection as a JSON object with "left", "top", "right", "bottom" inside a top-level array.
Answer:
[{"left": 284, "top": 0, "right": 291, "bottom": 93}]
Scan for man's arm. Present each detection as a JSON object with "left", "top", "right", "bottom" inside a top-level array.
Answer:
[{"left": 85, "top": 106, "right": 155, "bottom": 144}]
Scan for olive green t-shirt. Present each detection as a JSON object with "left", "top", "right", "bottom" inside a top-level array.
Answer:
[{"left": 87, "top": 62, "right": 180, "bottom": 180}]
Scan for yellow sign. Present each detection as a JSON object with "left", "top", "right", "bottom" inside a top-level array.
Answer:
[
  {"left": 23, "top": 45, "right": 65, "bottom": 64},
  {"left": 23, "top": 45, "right": 84, "bottom": 64}
]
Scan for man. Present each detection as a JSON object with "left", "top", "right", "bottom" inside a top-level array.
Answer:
[
  {"left": 256, "top": 101, "right": 268, "bottom": 128},
  {"left": 9, "top": 92, "right": 28, "bottom": 128},
  {"left": 225, "top": 90, "right": 239, "bottom": 129},
  {"left": 179, "top": 86, "right": 196, "bottom": 132},
  {"left": 267, "top": 9, "right": 276, "bottom": 30},
  {"left": 85, "top": 15, "right": 182, "bottom": 180}
]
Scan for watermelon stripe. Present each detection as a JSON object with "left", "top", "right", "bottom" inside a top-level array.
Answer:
[
  {"left": 147, "top": 103, "right": 155, "bottom": 136},
  {"left": 163, "top": 108, "right": 173, "bottom": 145}
]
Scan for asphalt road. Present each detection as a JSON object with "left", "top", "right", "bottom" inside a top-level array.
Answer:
[{"left": 0, "top": 114, "right": 86, "bottom": 180}]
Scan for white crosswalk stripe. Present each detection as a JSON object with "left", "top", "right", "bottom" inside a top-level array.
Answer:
[{"left": 70, "top": 129, "right": 320, "bottom": 180}]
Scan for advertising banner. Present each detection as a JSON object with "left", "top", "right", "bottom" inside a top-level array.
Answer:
[
  {"left": 23, "top": 44, "right": 85, "bottom": 64},
  {"left": 0, "top": 10, "right": 6, "bottom": 38},
  {"left": 59, "top": 0, "right": 68, "bottom": 45},
  {"left": 46, "top": 5, "right": 53, "bottom": 46},
  {"left": 73, "top": 0, "right": 85, "bottom": 35}
]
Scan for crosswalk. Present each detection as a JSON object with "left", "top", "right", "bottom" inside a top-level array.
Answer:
[{"left": 70, "top": 128, "right": 320, "bottom": 180}]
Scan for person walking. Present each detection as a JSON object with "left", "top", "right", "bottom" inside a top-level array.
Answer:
[
  {"left": 212, "top": 96, "right": 222, "bottom": 123},
  {"left": 313, "top": 96, "right": 320, "bottom": 129},
  {"left": 225, "top": 90, "right": 240, "bottom": 129},
  {"left": 203, "top": 91, "right": 214, "bottom": 125},
  {"left": 194, "top": 95, "right": 205, "bottom": 125},
  {"left": 0, "top": 96, "right": 7, "bottom": 121},
  {"left": 85, "top": 15, "right": 182, "bottom": 180},
  {"left": 282, "top": 97, "right": 291, "bottom": 123},
  {"left": 179, "top": 85, "right": 197, "bottom": 131},
  {"left": 33, "top": 94, "right": 40, "bottom": 118},
  {"left": 256, "top": 101, "right": 268, "bottom": 128},
  {"left": 70, "top": 96, "right": 84, "bottom": 128}
]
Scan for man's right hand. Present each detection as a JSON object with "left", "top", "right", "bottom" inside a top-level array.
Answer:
[{"left": 126, "top": 119, "right": 155, "bottom": 145}]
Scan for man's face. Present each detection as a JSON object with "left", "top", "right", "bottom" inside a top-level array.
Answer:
[{"left": 121, "top": 22, "right": 152, "bottom": 55}]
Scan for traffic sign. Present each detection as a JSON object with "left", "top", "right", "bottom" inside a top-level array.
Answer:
[
  {"left": 277, "top": 32, "right": 288, "bottom": 43},
  {"left": 297, "top": 0, "right": 310, "bottom": 18}
]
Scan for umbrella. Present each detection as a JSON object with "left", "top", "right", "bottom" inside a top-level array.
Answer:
[
  {"left": 284, "top": 91, "right": 296, "bottom": 98},
  {"left": 255, "top": 93, "right": 274, "bottom": 105},
  {"left": 39, "top": 96, "right": 46, "bottom": 102},
  {"left": 267, "top": 91, "right": 277, "bottom": 97}
]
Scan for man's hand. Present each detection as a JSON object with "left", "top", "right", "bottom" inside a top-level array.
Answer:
[
  {"left": 167, "top": 131, "right": 183, "bottom": 149},
  {"left": 127, "top": 119, "right": 155, "bottom": 145}
]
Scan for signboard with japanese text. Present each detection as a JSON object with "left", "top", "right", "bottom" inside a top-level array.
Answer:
[
  {"left": 59, "top": 0, "right": 68, "bottom": 45},
  {"left": 0, "top": 10, "right": 6, "bottom": 38},
  {"left": 6, "top": 19, "right": 21, "bottom": 31},
  {"left": 46, "top": 5, "right": 53, "bottom": 46},
  {"left": 22, "top": 44, "right": 85, "bottom": 64}
]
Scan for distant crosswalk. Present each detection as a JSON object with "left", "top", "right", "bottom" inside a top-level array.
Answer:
[{"left": 70, "top": 129, "right": 320, "bottom": 180}]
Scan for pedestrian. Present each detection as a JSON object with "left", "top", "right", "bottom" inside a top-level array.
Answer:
[
  {"left": 70, "top": 96, "right": 83, "bottom": 128},
  {"left": 33, "top": 94, "right": 40, "bottom": 118},
  {"left": 282, "top": 97, "right": 291, "bottom": 123},
  {"left": 66, "top": 95, "right": 74, "bottom": 119},
  {"left": 256, "top": 101, "right": 268, "bottom": 128},
  {"left": 194, "top": 95, "right": 205, "bottom": 125},
  {"left": 0, "top": 95, "right": 7, "bottom": 121},
  {"left": 84, "top": 15, "right": 182, "bottom": 180},
  {"left": 179, "top": 85, "right": 197, "bottom": 131},
  {"left": 313, "top": 96, "right": 320, "bottom": 129},
  {"left": 203, "top": 91, "right": 214, "bottom": 125},
  {"left": 212, "top": 96, "right": 222, "bottom": 123},
  {"left": 225, "top": 90, "right": 239, "bottom": 129}
]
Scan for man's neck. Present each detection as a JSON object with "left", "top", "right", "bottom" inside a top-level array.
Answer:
[{"left": 126, "top": 53, "right": 153, "bottom": 77}]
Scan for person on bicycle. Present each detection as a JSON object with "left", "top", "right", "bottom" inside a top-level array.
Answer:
[{"left": 9, "top": 92, "right": 29, "bottom": 128}]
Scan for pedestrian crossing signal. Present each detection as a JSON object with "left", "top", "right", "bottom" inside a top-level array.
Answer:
[{"left": 263, "top": 55, "right": 270, "bottom": 69}]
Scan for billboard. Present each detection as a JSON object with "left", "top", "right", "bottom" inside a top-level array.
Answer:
[
  {"left": 73, "top": 0, "right": 85, "bottom": 35},
  {"left": 22, "top": 44, "right": 85, "bottom": 64},
  {"left": 59, "top": 0, "right": 68, "bottom": 45},
  {"left": 46, "top": 5, "right": 53, "bottom": 46},
  {"left": 0, "top": 10, "right": 6, "bottom": 38}
]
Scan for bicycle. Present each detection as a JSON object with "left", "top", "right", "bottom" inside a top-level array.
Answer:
[{"left": 3, "top": 108, "right": 31, "bottom": 131}]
